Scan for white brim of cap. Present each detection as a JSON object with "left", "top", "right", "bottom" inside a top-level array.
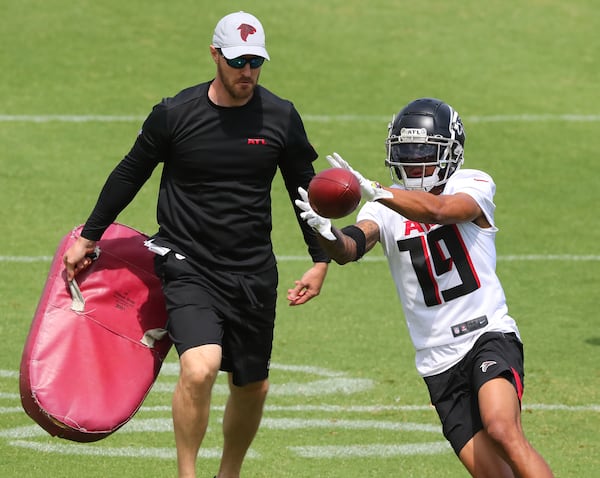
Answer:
[{"left": 220, "top": 45, "right": 270, "bottom": 61}]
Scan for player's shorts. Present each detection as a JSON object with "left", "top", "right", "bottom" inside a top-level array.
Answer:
[
  {"left": 423, "top": 331, "right": 524, "bottom": 455},
  {"left": 154, "top": 252, "right": 278, "bottom": 386}
]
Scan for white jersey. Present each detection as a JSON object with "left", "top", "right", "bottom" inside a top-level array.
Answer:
[{"left": 357, "top": 169, "right": 520, "bottom": 377}]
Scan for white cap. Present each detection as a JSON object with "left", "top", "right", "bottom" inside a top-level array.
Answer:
[{"left": 212, "top": 11, "right": 270, "bottom": 60}]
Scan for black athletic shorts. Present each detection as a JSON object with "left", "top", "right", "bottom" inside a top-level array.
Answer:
[
  {"left": 154, "top": 252, "right": 278, "bottom": 386},
  {"left": 423, "top": 332, "right": 524, "bottom": 455}
]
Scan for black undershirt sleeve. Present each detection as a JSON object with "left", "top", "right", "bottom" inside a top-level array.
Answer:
[
  {"left": 279, "top": 108, "right": 330, "bottom": 264},
  {"left": 81, "top": 154, "right": 158, "bottom": 240},
  {"left": 81, "top": 104, "right": 167, "bottom": 240}
]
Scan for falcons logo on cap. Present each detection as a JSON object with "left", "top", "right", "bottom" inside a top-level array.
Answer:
[{"left": 238, "top": 23, "right": 257, "bottom": 41}]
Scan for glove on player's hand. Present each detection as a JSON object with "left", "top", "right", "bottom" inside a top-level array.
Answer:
[
  {"left": 295, "top": 187, "right": 336, "bottom": 241},
  {"left": 326, "top": 152, "right": 393, "bottom": 202}
]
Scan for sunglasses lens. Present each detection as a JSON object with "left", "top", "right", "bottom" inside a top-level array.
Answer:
[
  {"left": 218, "top": 49, "right": 264, "bottom": 69},
  {"left": 249, "top": 57, "right": 265, "bottom": 68},
  {"left": 224, "top": 56, "right": 265, "bottom": 69},
  {"left": 227, "top": 58, "right": 246, "bottom": 68}
]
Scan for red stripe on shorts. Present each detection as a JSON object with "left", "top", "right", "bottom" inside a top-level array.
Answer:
[{"left": 511, "top": 367, "right": 524, "bottom": 400}]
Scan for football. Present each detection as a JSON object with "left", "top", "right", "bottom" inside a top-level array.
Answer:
[{"left": 308, "top": 168, "right": 361, "bottom": 219}]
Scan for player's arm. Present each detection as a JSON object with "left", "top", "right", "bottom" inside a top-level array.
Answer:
[
  {"left": 326, "top": 152, "right": 490, "bottom": 228},
  {"left": 316, "top": 219, "right": 380, "bottom": 265},
  {"left": 294, "top": 187, "right": 380, "bottom": 265},
  {"left": 377, "top": 189, "right": 490, "bottom": 228}
]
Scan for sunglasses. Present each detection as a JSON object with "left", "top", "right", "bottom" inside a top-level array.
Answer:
[{"left": 217, "top": 49, "right": 265, "bottom": 69}]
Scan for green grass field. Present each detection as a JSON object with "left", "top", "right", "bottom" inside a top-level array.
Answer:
[{"left": 1, "top": 1, "right": 599, "bottom": 476}]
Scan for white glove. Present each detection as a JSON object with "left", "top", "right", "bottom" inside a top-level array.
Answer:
[
  {"left": 326, "top": 152, "right": 393, "bottom": 202},
  {"left": 295, "top": 187, "right": 336, "bottom": 241}
]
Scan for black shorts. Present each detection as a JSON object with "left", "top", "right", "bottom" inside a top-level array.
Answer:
[
  {"left": 423, "top": 332, "right": 524, "bottom": 455},
  {"left": 154, "top": 252, "right": 278, "bottom": 386}
]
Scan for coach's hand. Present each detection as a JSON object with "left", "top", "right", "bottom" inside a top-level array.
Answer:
[
  {"left": 63, "top": 236, "right": 97, "bottom": 281},
  {"left": 287, "top": 261, "right": 328, "bottom": 306},
  {"left": 326, "top": 152, "right": 393, "bottom": 202},
  {"left": 296, "top": 187, "right": 336, "bottom": 241}
]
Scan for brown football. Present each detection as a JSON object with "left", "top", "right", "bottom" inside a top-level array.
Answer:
[{"left": 308, "top": 168, "right": 361, "bottom": 219}]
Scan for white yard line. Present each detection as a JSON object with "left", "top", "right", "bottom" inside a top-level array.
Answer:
[
  {"left": 2, "top": 254, "right": 599, "bottom": 263},
  {"left": 1, "top": 114, "right": 600, "bottom": 123}
]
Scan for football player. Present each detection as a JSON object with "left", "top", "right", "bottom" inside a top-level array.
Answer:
[{"left": 290, "top": 98, "right": 554, "bottom": 478}]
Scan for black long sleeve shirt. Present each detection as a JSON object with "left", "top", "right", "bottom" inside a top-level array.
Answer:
[{"left": 82, "top": 81, "right": 329, "bottom": 272}]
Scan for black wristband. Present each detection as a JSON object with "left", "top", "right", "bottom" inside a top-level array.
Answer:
[{"left": 340, "top": 225, "right": 367, "bottom": 261}]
